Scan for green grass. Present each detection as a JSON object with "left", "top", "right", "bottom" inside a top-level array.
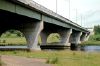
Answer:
[
  {"left": 0, "top": 34, "right": 99, "bottom": 66},
  {"left": 0, "top": 37, "right": 26, "bottom": 45},
  {"left": 0, "top": 33, "right": 60, "bottom": 45},
  {"left": 0, "top": 50, "right": 100, "bottom": 66},
  {"left": 81, "top": 41, "right": 100, "bottom": 46}
]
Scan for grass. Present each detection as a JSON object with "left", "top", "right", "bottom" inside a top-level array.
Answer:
[
  {"left": 0, "top": 50, "right": 100, "bottom": 66},
  {"left": 0, "top": 34, "right": 100, "bottom": 66},
  {"left": 46, "top": 57, "right": 59, "bottom": 64},
  {"left": 81, "top": 41, "right": 100, "bottom": 46},
  {"left": 0, "top": 34, "right": 60, "bottom": 45},
  {"left": 0, "top": 37, "right": 26, "bottom": 45}
]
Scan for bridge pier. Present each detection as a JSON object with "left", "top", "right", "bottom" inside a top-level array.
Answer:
[
  {"left": 40, "top": 28, "right": 72, "bottom": 49},
  {"left": 85, "top": 33, "right": 90, "bottom": 41},
  {"left": 40, "top": 31, "right": 49, "bottom": 45},
  {"left": 59, "top": 29, "right": 72, "bottom": 46},
  {"left": 80, "top": 33, "right": 87, "bottom": 42},
  {"left": 22, "top": 20, "right": 43, "bottom": 51},
  {"left": 70, "top": 31, "right": 82, "bottom": 50}
]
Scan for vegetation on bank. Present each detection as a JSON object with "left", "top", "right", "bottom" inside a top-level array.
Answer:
[
  {"left": 81, "top": 25, "right": 100, "bottom": 46},
  {"left": 0, "top": 50, "right": 100, "bottom": 66},
  {"left": 0, "top": 37, "right": 26, "bottom": 46},
  {"left": 81, "top": 35, "right": 100, "bottom": 46},
  {"left": 0, "top": 27, "right": 99, "bottom": 66},
  {"left": 0, "top": 30, "right": 60, "bottom": 46}
]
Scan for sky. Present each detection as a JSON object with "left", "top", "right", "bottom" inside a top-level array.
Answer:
[{"left": 32, "top": 0, "right": 100, "bottom": 28}]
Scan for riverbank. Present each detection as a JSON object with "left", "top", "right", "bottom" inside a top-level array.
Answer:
[
  {"left": 81, "top": 34, "right": 100, "bottom": 46},
  {"left": 81, "top": 41, "right": 100, "bottom": 46},
  {"left": 0, "top": 50, "right": 100, "bottom": 66}
]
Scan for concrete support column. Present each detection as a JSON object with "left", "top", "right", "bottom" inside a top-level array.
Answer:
[
  {"left": 22, "top": 21, "right": 43, "bottom": 51},
  {"left": 80, "top": 33, "right": 87, "bottom": 42},
  {"left": 85, "top": 33, "right": 90, "bottom": 41},
  {"left": 40, "top": 31, "right": 49, "bottom": 45},
  {"left": 70, "top": 31, "right": 82, "bottom": 50},
  {"left": 59, "top": 29, "right": 72, "bottom": 46}
]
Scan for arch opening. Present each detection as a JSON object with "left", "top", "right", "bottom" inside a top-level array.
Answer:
[
  {"left": 38, "top": 35, "right": 42, "bottom": 45},
  {"left": 0, "top": 29, "right": 27, "bottom": 46},
  {"left": 47, "top": 33, "right": 61, "bottom": 44}
]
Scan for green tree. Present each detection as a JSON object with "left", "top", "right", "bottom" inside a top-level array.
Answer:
[{"left": 94, "top": 25, "right": 100, "bottom": 35}]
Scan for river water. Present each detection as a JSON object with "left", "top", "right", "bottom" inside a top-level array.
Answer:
[
  {"left": 81, "top": 46, "right": 100, "bottom": 52},
  {"left": 0, "top": 45, "right": 100, "bottom": 52},
  {"left": 0, "top": 46, "right": 27, "bottom": 49}
]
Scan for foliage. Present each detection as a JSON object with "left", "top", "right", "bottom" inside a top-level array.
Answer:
[
  {"left": 81, "top": 41, "right": 100, "bottom": 46},
  {"left": 47, "top": 33, "right": 60, "bottom": 43},
  {"left": 94, "top": 25, "right": 100, "bottom": 35},
  {"left": 46, "top": 57, "right": 59, "bottom": 64},
  {"left": 0, "top": 51, "right": 100, "bottom": 66},
  {"left": 1, "top": 30, "right": 24, "bottom": 38},
  {"left": 89, "top": 35, "right": 100, "bottom": 41},
  {"left": 81, "top": 25, "right": 100, "bottom": 45},
  {"left": 81, "top": 34, "right": 100, "bottom": 45},
  {"left": 0, "top": 37, "right": 26, "bottom": 45}
]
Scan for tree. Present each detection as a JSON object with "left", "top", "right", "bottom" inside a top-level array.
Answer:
[{"left": 94, "top": 25, "right": 100, "bottom": 35}]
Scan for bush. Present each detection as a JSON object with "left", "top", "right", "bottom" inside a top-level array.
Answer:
[
  {"left": 94, "top": 25, "right": 100, "bottom": 35},
  {"left": 46, "top": 57, "right": 59, "bottom": 64},
  {"left": 89, "top": 35, "right": 100, "bottom": 41}
]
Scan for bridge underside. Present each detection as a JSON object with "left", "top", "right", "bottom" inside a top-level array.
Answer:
[
  {"left": 0, "top": 9, "right": 37, "bottom": 30},
  {"left": 0, "top": 9, "right": 89, "bottom": 51}
]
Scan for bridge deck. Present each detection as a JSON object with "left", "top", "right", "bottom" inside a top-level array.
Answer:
[{"left": 8, "top": 0, "right": 89, "bottom": 32}]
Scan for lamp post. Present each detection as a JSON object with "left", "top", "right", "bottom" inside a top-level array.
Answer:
[
  {"left": 76, "top": 9, "right": 78, "bottom": 23},
  {"left": 56, "top": 0, "right": 57, "bottom": 13},
  {"left": 81, "top": 15, "right": 82, "bottom": 26},
  {"left": 69, "top": 0, "right": 70, "bottom": 19}
]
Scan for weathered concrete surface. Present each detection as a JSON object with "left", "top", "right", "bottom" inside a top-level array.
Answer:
[
  {"left": 80, "top": 33, "right": 87, "bottom": 42},
  {"left": 40, "top": 31, "right": 50, "bottom": 45},
  {"left": 0, "top": 0, "right": 90, "bottom": 50},
  {"left": 22, "top": 21, "right": 43, "bottom": 50},
  {"left": 1, "top": 55, "right": 52, "bottom": 66},
  {"left": 69, "top": 31, "right": 82, "bottom": 50},
  {"left": 59, "top": 29, "right": 72, "bottom": 45},
  {"left": 70, "top": 31, "right": 82, "bottom": 44},
  {"left": 2, "top": 0, "right": 89, "bottom": 32}
]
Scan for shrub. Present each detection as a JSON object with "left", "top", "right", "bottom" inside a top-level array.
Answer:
[
  {"left": 89, "top": 35, "right": 100, "bottom": 41},
  {"left": 94, "top": 25, "right": 100, "bottom": 35},
  {"left": 46, "top": 57, "right": 59, "bottom": 64}
]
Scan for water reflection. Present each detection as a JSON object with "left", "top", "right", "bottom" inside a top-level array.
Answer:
[
  {"left": 0, "top": 46, "right": 27, "bottom": 49},
  {"left": 0, "top": 45, "right": 100, "bottom": 52},
  {"left": 81, "top": 46, "right": 100, "bottom": 52}
]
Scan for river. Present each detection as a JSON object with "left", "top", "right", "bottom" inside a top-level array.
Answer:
[
  {"left": 0, "top": 45, "right": 100, "bottom": 52},
  {"left": 81, "top": 45, "right": 100, "bottom": 52}
]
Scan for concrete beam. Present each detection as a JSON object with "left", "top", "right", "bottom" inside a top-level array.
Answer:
[
  {"left": 4, "top": 0, "right": 89, "bottom": 32},
  {"left": 22, "top": 20, "right": 43, "bottom": 51}
]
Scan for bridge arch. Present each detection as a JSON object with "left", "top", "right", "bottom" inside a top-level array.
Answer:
[
  {"left": 0, "top": 29, "right": 27, "bottom": 46},
  {"left": 47, "top": 33, "right": 60, "bottom": 44}
]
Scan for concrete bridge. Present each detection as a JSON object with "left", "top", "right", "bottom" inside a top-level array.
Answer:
[{"left": 0, "top": 0, "right": 90, "bottom": 51}]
